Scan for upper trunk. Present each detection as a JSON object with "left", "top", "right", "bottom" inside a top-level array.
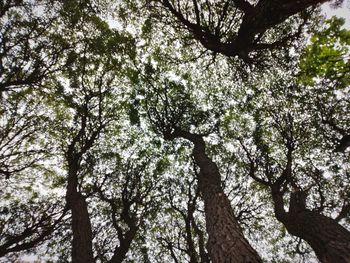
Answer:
[
  {"left": 191, "top": 135, "right": 262, "bottom": 263},
  {"left": 272, "top": 190, "right": 350, "bottom": 263},
  {"left": 109, "top": 227, "right": 137, "bottom": 263}
]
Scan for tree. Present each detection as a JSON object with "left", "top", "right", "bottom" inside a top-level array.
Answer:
[
  {"left": 0, "top": 1, "right": 140, "bottom": 261},
  {"left": 227, "top": 71, "right": 350, "bottom": 262},
  {"left": 0, "top": 94, "right": 49, "bottom": 179},
  {"left": 0, "top": 201, "right": 66, "bottom": 258},
  {"left": 140, "top": 2, "right": 350, "bottom": 261},
  {"left": 154, "top": 163, "right": 209, "bottom": 263},
  {"left": 142, "top": 76, "right": 262, "bottom": 262},
  {"left": 148, "top": 0, "right": 331, "bottom": 61},
  {"left": 0, "top": 9, "right": 68, "bottom": 254},
  {"left": 0, "top": 0, "right": 69, "bottom": 93},
  {"left": 89, "top": 135, "right": 164, "bottom": 263},
  {"left": 50, "top": 30, "right": 130, "bottom": 262},
  {"left": 0, "top": 92, "right": 67, "bottom": 259},
  {"left": 298, "top": 16, "right": 350, "bottom": 153},
  {"left": 1, "top": 0, "right": 349, "bottom": 262}
]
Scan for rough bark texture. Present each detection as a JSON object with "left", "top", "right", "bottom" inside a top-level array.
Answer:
[
  {"left": 167, "top": 130, "right": 262, "bottom": 263},
  {"left": 193, "top": 139, "right": 262, "bottom": 263},
  {"left": 272, "top": 189, "right": 350, "bottom": 263}
]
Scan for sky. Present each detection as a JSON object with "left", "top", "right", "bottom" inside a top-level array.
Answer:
[{"left": 322, "top": 1, "right": 350, "bottom": 27}]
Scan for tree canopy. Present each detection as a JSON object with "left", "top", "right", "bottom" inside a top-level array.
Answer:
[{"left": 0, "top": 0, "right": 349, "bottom": 263}]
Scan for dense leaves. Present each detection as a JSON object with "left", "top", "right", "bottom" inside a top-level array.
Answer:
[{"left": 0, "top": 0, "right": 349, "bottom": 262}]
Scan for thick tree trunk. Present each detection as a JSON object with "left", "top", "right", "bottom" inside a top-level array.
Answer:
[
  {"left": 272, "top": 190, "right": 350, "bottom": 263},
  {"left": 285, "top": 212, "right": 350, "bottom": 263},
  {"left": 191, "top": 136, "right": 262, "bottom": 263},
  {"left": 66, "top": 164, "right": 94, "bottom": 263},
  {"left": 164, "top": 129, "right": 261, "bottom": 262},
  {"left": 70, "top": 191, "right": 94, "bottom": 263}
]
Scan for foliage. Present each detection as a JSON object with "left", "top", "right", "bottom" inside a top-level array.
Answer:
[{"left": 0, "top": 1, "right": 349, "bottom": 263}]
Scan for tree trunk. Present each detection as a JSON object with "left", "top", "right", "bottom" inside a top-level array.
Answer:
[
  {"left": 66, "top": 163, "right": 94, "bottom": 263},
  {"left": 109, "top": 227, "right": 137, "bottom": 263},
  {"left": 70, "top": 191, "right": 94, "bottom": 263},
  {"left": 272, "top": 190, "right": 350, "bottom": 263},
  {"left": 286, "top": 211, "right": 350, "bottom": 263},
  {"left": 191, "top": 136, "right": 262, "bottom": 263}
]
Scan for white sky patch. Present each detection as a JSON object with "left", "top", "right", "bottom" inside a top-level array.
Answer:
[
  {"left": 106, "top": 18, "right": 124, "bottom": 30},
  {"left": 322, "top": 1, "right": 350, "bottom": 27}
]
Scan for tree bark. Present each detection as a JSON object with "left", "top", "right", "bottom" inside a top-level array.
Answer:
[
  {"left": 272, "top": 189, "right": 350, "bottom": 263},
  {"left": 70, "top": 192, "right": 94, "bottom": 263},
  {"left": 66, "top": 161, "right": 94, "bottom": 263},
  {"left": 169, "top": 130, "right": 262, "bottom": 263}
]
